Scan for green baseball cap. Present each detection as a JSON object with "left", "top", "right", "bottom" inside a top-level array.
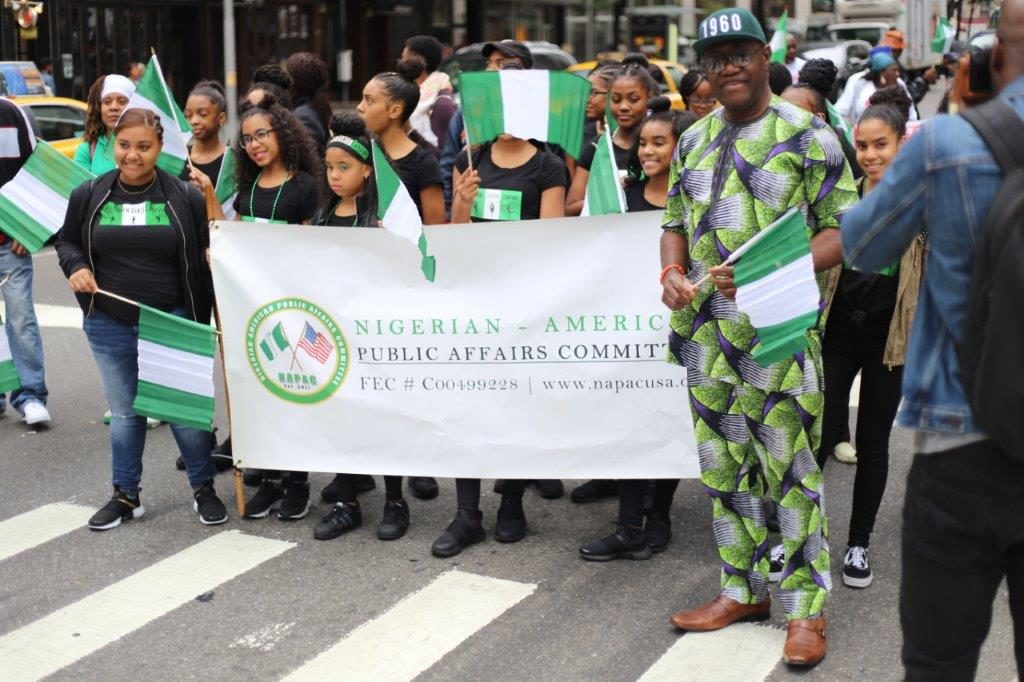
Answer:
[{"left": 693, "top": 8, "right": 767, "bottom": 57}]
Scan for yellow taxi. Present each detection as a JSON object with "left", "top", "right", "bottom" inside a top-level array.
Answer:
[
  {"left": 567, "top": 58, "right": 689, "bottom": 110},
  {"left": 10, "top": 96, "right": 88, "bottom": 158}
]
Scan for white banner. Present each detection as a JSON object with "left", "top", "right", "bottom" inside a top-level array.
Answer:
[{"left": 211, "top": 214, "right": 698, "bottom": 479}]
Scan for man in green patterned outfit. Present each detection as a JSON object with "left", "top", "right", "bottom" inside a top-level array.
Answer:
[{"left": 660, "top": 8, "right": 857, "bottom": 667}]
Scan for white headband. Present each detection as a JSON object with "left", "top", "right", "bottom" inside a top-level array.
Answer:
[{"left": 101, "top": 74, "right": 135, "bottom": 100}]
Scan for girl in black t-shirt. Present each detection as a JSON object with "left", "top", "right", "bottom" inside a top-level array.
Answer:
[
  {"left": 566, "top": 64, "right": 658, "bottom": 215},
  {"left": 185, "top": 81, "right": 237, "bottom": 218},
  {"left": 357, "top": 60, "right": 446, "bottom": 226},
  {"left": 622, "top": 97, "right": 696, "bottom": 213}
]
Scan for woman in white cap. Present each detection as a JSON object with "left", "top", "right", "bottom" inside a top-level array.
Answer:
[{"left": 74, "top": 74, "right": 135, "bottom": 174}]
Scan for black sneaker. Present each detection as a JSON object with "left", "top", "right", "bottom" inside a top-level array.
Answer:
[
  {"left": 494, "top": 497, "right": 527, "bottom": 543},
  {"left": 193, "top": 483, "right": 228, "bottom": 525},
  {"left": 492, "top": 479, "right": 506, "bottom": 494},
  {"left": 278, "top": 481, "right": 311, "bottom": 520},
  {"left": 534, "top": 479, "right": 564, "bottom": 500},
  {"left": 321, "top": 474, "right": 377, "bottom": 503},
  {"left": 579, "top": 526, "right": 651, "bottom": 561},
  {"left": 210, "top": 430, "right": 233, "bottom": 473},
  {"left": 212, "top": 434, "right": 232, "bottom": 457},
  {"left": 175, "top": 455, "right": 186, "bottom": 471},
  {"left": 843, "top": 545, "right": 873, "bottom": 588},
  {"left": 243, "top": 479, "right": 283, "bottom": 519},
  {"left": 645, "top": 509, "right": 672, "bottom": 552},
  {"left": 242, "top": 468, "right": 264, "bottom": 487},
  {"left": 431, "top": 509, "right": 485, "bottom": 558},
  {"left": 356, "top": 475, "right": 377, "bottom": 494},
  {"left": 313, "top": 502, "right": 362, "bottom": 540},
  {"left": 89, "top": 488, "right": 145, "bottom": 530},
  {"left": 377, "top": 499, "right": 410, "bottom": 540},
  {"left": 570, "top": 479, "right": 618, "bottom": 503},
  {"left": 768, "top": 543, "right": 786, "bottom": 582},
  {"left": 408, "top": 476, "right": 439, "bottom": 500}
]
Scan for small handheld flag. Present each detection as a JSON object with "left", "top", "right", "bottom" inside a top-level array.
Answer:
[
  {"left": 769, "top": 11, "right": 790, "bottom": 64},
  {"left": 581, "top": 130, "right": 626, "bottom": 216},
  {"left": 371, "top": 140, "right": 436, "bottom": 282},
  {"left": 122, "top": 53, "right": 193, "bottom": 176},
  {"left": 0, "top": 320, "right": 21, "bottom": 394}
]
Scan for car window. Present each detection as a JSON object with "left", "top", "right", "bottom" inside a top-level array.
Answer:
[
  {"left": 830, "top": 27, "right": 884, "bottom": 44},
  {"left": 663, "top": 65, "right": 684, "bottom": 91},
  {"left": 26, "top": 104, "right": 85, "bottom": 142},
  {"left": 847, "top": 43, "right": 870, "bottom": 61}
]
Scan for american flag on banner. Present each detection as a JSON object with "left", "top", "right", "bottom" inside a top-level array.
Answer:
[{"left": 297, "top": 322, "right": 334, "bottom": 364}]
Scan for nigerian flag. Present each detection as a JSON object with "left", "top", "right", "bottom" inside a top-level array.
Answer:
[
  {"left": 827, "top": 100, "right": 853, "bottom": 144},
  {"left": 216, "top": 148, "right": 238, "bottom": 219},
  {"left": 0, "top": 141, "right": 95, "bottom": 252},
  {"left": 0, "top": 322, "right": 20, "bottom": 394},
  {"left": 123, "top": 54, "right": 192, "bottom": 175},
  {"left": 581, "top": 130, "right": 626, "bottom": 216},
  {"left": 132, "top": 305, "right": 216, "bottom": 431},
  {"left": 372, "top": 140, "right": 436, "bottom": 281},
  {"left": 260, "top": 322, "right": 290, "bottom": 361},
  {"left": 731, "top": 208, "right": 820, "bottom": 367},
  {"left": 932, "top": 17, "right": 955, "bottom": 54},
  {"left": 460, "top": 70, "right": 590, "bottom": 158},
  {"left": 769, "top": 11, "right": 789, "bottom": 64}
]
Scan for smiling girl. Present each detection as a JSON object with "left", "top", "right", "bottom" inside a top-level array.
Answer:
[
  {"left": 624, "top": 98, "right": 696, "bottom": 212},
  {"left": 74, "top": 74, "right": 135, "bottom": 174},
  {"left": 185, "top": 81, "right": 236, "bottom": 217}
]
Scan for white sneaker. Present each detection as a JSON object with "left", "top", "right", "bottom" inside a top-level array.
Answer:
[
  {"left": 834, "top": 441, "right": 858, "bottom": 464},
  {"left": 22, "top": 401, "right": 51, "bottom": 426}
]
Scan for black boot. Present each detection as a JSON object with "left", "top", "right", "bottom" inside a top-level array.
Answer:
[
  {"left": 534, "top": 479, "right": 564, "bottom": 500},
  {"left": 494, "top": 497, "right": 527, "bottom": 543},
  {"left": 570, "top": 479, "right": 618, "bottom": 503},
  {"left": 579, "top": 525, "right": 651, "bottom": 561},
  {"left": 408, "top": 476, "right": 439, "bottom": 500},
  {"left": 377, "top": 499, "right": 410, "bottom": 540},
  {"left": 645, "top": 509, "right": 672, "bottom": 553},
  {"left": 431, "top": 509, "right": 485, "bottom": 558}
]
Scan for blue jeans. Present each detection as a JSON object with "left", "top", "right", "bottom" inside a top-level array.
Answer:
[
  {"left": 0, "top": 242, "right": 47, "bottom": 413},
  {"left": 83, "top": 308, "right": 215, "bottom": 493}
]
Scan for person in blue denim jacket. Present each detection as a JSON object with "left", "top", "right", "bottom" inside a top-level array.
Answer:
[{"left": 840, "top": 5, "right": 1024, "bottom": 675}]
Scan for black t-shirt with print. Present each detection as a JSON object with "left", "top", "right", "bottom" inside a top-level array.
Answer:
[
  {"left": 391, "top": 145, "right": 443, "bottom": 220},
  {"left": 92, "top": 180, "right": 182, "bottom": 321},
  {"left": 454, "top": 145, "right": 565, "bottom": 223},
  {"left": 577, "top": 137, "right": 631, "bottom": 172},
  {"left": 624, "top": 180, "right": 663, "bottom": 213},
  {"left": 233, "top": 171, "right": 319, "bottom": 224}
]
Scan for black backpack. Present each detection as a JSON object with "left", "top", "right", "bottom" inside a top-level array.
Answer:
[{"left": 959, "top": 98, "right": 1024, "bottom": 459}]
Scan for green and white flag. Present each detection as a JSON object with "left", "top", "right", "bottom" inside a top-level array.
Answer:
[
  {"left": 371, "top": 140, "right": 436, "bottom": 281},
  {"left": 260, "top": 321, "right": 290, "bottom": 361},
  {"left": 827, "top": 100, "right": 853, "bottom": 144},
  {"left": 123, "top": 54, "right": 192, "bottom": 176},
  {"left": 132, "top": 304, "right": 216, "bottom": 431},
  {"left": 216, "top": 148, "right": 238, "bottom": 220},
  {"left": 730, "top": 208, "right": 820, "bottom": 367},
  {"left": 769, "top": 11, "right": 789, "bottom": 64},
  {"left": 581, "top": 130, "right": 626, "bottom": 216},
  {"left": 0, "top": 322, "right": 20, "bottom": 394},
  {"left": 932, "top": 17, "right": 955, "bottom": 54},
  {"left": 460, "top": 70, "right": 590, "bottom": 158},
  {"left": 0, "top": 140, "right": 95, "bottom": 253}
]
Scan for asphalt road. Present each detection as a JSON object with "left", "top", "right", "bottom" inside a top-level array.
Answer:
[{"left": 0, "top": 82, "right": 1017, "bottom": 681}]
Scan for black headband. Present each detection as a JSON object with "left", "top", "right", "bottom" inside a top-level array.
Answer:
[{"left": 325, "top": 135, "right": 370, "bottom": 162}]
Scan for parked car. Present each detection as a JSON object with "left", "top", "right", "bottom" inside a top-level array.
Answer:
[
  {"left": 0, "top": 61, "right": 48, "bottom": 96},
  {"left": 440, "top": 41, "right": 576, "bottom": 91},
  {"left": 13, "top": 96, "right": 87, "bottom": 158},
  {"left": 567, "top": 58, "right": 689, "bottom": 110}
]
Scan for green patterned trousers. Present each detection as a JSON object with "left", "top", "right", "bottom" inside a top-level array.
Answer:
[{"left": 689, "top": 377, "right": 831, "bottom": 620}]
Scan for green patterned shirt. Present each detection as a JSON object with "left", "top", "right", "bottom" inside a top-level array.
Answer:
[{"left": 662, "top": 97, "right": 858, "bottom": 391}]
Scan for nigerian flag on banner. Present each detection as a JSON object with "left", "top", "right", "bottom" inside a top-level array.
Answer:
[
  {"left": 460, "top": 70, "right": 590, "bottom": 158},
  {"left": 124, "top": 54, "right": 192, "bottom": 176},
  {"left": 132, "top": 304, "right": 216, "bottom": 431},
  {"left": 581, "top": 130, "right": 626, "bottom": 216},
  {"left": 260, "top": 321, "right": 290, "bottom": 361},
  {"left": 216, "top": 148, "right": 238, "bottom": 219},
  {"left": 769, "top": 11, "right": 789, "bottom": 63},
  {"left": 932, "top": 17, "right": 955, "bottom": 54},
  {"left": 0, "top": 140, "right": 95, "bottom": 253},
  {"left": 0, "top": 322, "right": 20, "bottom": 394},
  {"left": 371, "top": 140, "right": 436, "bottom": 281},
  {"left": 731, "top": 208, "right": 820, "bottom": 367}
]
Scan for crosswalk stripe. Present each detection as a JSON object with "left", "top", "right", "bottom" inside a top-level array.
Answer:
[
  {"left": 284, "top": 569, "right": 536, "bottom": 681},
  {"left": 0, "top": 503, "right": 94, "bottom": 562},
  {"left": 638, "top": 623, "right": 786, "bottom": 681},
  {"left": 0, "top": 302, "right": 82, "bottom": 329},
  {"left": 0, "top": 529, "right": 294, "bottom": 681}
]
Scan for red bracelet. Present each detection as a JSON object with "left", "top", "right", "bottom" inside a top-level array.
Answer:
[{"left": 660, "top": 263, "right": 685, "bottom": 284}]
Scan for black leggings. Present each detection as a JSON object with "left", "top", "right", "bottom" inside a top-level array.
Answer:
[
  {"left": 455, "top": 479, "right": 526, "bottom": 510},
  {"left": 618, "top": 479, "right": 679, "bottom": 529},
  {"left": 819, "top": 304, "right": 903, "bottom": 548},
  {"left": 331, "top": 475, "right": 402, "bottom": 503}
]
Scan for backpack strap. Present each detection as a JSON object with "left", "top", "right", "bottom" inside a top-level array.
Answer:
[{"left": 961, "top": 98, "right": 1024, "bottom": 173}]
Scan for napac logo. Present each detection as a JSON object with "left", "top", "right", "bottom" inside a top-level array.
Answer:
[{"left": 246, "top": 298, "right": 349, "bottom": 403}]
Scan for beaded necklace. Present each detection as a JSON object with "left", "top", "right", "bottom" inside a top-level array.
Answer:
[{"left": 249, "top": 169, "right": 289, "bottom": 222}]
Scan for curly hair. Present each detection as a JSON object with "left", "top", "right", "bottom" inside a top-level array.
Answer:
[
  {"left": 245, "top": 80, "right": 292, "bottom": 110},
  {"left": 285, "top": 52, "right": 332, "bottom": 136},
  {"left": 798, "top": 58, "right": 839, "bottom": 98},
  {"left": 235, "top": 93, "right": 323, "bottom": 202},
  {"left": 83, "top": 75, "right": 107, "bottom": 145},
  {"left": 252, "top": 63, "right": 292, "bottom": 91}
]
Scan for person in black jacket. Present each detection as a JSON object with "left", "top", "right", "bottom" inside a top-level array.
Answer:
[{"left": 55, "top": 108, "right": 228, "bottom": 531}]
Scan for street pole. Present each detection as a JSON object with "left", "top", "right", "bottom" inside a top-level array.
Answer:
[{"left": 223, "top": 0, "right": 239, "bottom": 143}]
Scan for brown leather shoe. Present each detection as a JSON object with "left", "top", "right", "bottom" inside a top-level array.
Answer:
[
  {"left": 783, "top": 616, "right": 827, "bottom": 667},
  {"left": 670, "top": 595, "right": 771, "bottom": 632}
]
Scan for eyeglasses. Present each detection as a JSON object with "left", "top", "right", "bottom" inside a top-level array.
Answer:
[
  {"left": 687, "top": 96, "right": 718, "bottom": 106},
  {"left": 698, "top": 47, "right": 760, "bottom": 74},
  {"left": 589, "top": 89, "right": 608, "bottom": 98},
  {"left": 240, "top": 128, "right": 277, "bottom": 147}
]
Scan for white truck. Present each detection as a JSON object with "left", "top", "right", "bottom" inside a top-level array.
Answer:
[{"left": 831, "top": 0, "right": 946, "bottom": 73}]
